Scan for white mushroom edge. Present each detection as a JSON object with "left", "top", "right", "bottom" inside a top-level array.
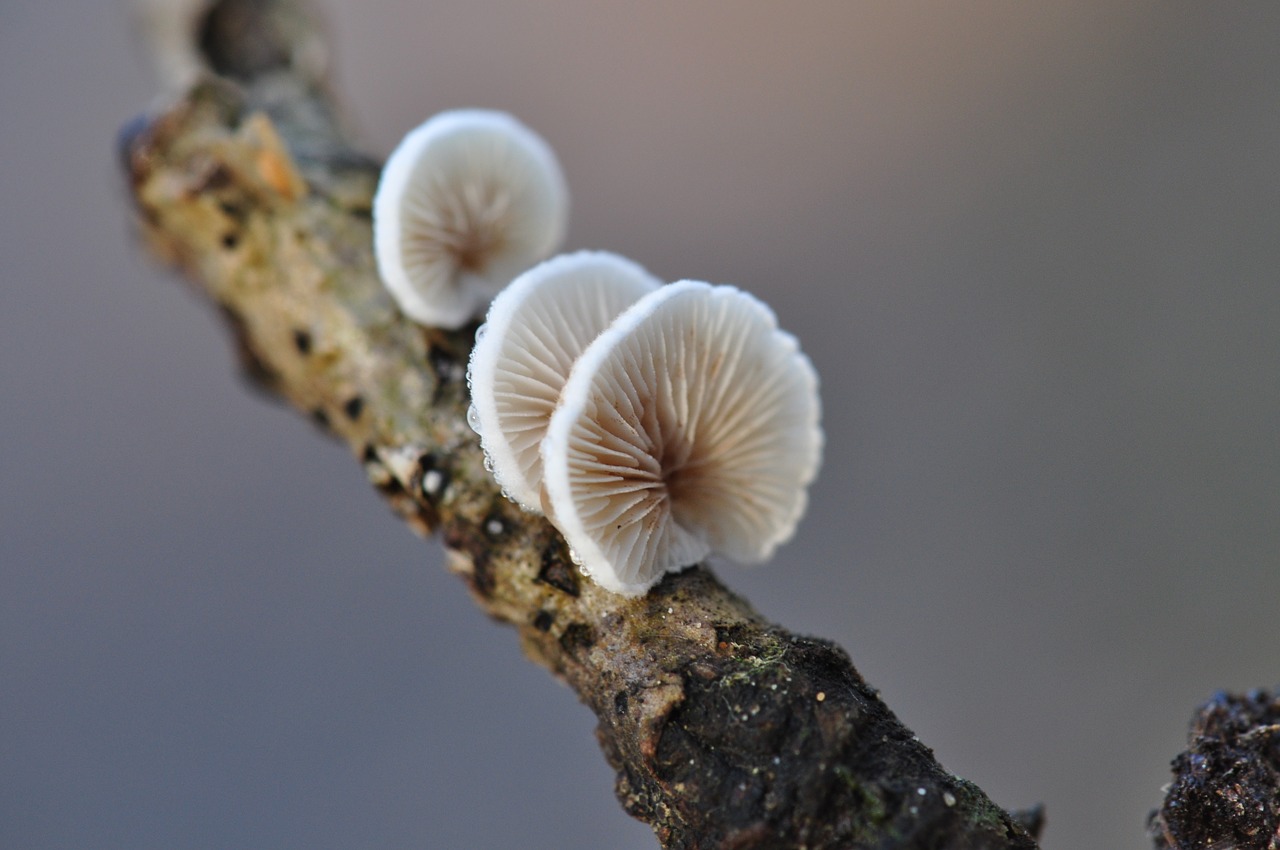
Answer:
[
  {"left": 540, "top": 281, "right": 823, "bottom": 596},
  {"left": 373, "top": 109, "right": 568, "bottom": 329},
  {"left": 466, "top": 251, "right": 662, "bottom": 512}
]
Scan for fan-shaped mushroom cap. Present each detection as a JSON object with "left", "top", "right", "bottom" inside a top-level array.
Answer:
[
  {"left": 467, "top": 251, "right": 661, "bottom": 511},
  {"left": 542, "top": 281, "right": 822, "bottom": 596},
  {"left": 373, "top": 109, "right": 568, "bottom": 329}
]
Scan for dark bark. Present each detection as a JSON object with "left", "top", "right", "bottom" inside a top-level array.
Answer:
[
  {"left": 121, "top": 1, "right": 1043, "bottom": 847},
  {"left": 1149, "top": 689, "right": 1280, "bottom": 850}
]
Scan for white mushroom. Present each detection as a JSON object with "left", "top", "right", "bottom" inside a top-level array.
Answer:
[
  {"left": 467, "top": 251, "right": 661, "bottom": 511},
  {"left": 373, "top": 109, "right": 568, "bottom": 329},
  {"left": 542, "top": 281, "right": 822, "bottom": 596}
]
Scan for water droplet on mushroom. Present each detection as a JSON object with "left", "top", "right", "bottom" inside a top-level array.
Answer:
[{"left": 467, "top": 404, "right": 483, "bottom": 433}]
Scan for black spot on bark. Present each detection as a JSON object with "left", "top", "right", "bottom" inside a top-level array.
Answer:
[
  {"left": 537, "top": 539, "right": 580, "bottom": 597},
  {"left": 221, "top": 232, "right": 239, "bottom": 250},
  {"left": 213, "top": 194, "right": 243, "bottom": 218},
  {"left": 422, "top": 325, "right": 478, "bottom": 402},
  {"left": 559, "top": 622, "right": 595, "bottom": 656},
  {"left": 470, "top": 551, "right": 495, "bottom": 598},
  {"left": 615, "top": 690, "right": 630, "bottom": 716},
  {"left": 372, "top": 475, "right": 404, "bottom": 498},
  {"left": 532, "top": 610, "right": 554, "bottom": 632},
  {"left": 428, "top": 345, "right": 461, "bottom": 382},
  {"left": 195, "top": 161, "right": 234, "bottom": 193},
  {"left": 292, "top": 328, "right": 312, "bottom": 355},
  {"left": 342, "top": 395, "right": 364, "bottom": 421},
  {"left": 442, "top": 520, "right": 494, "bottom": 598}
]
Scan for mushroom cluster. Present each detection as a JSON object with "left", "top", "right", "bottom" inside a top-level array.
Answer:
[
  {"left": 375, "top": 108, "right": 821, "bottom": 596},
  {"left": 469, "top": 259, "right": 822, "bottom": 596}
]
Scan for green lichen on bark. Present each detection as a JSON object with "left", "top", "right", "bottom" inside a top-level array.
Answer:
[{"left": 121, "top": 2, "right": 1042, "bottom": 846}]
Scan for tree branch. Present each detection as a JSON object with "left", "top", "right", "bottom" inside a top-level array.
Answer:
[
  {"left": 1149, "top": 689, "right": 1280, "bottom": 850},
  {"left": 121, "top": 1, "right": 1040, "bottom": 846}
]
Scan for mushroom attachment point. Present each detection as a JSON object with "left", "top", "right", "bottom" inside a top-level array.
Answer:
[
  {"left": 467, "top": 251, "right": 661, "bottom": 511},
  {"left": 542, "top": 281, "right": 823, "bottom": 596},
  {"left": 373, "top": 109, "right": 568, "bottom": 329}
]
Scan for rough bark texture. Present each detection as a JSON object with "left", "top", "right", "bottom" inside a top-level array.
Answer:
[
  {"left": 1149, "top": 689, "right": 1280, "bottom": 850},
  {"left": 121, "top": 1, "right": 1043, "bottom": 847}
]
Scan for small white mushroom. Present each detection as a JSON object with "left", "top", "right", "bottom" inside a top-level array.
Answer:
[
  {"left": 467, "top": 251, "right": 661, "bottom": 511},
  {"left": 542, "top": 281, "right": 822, "bottom": 596},
  {"left": 373, "top": 109, "right": 568, "bottom": 329}
]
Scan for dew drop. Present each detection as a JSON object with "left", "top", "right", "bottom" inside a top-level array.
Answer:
[
  {"left": 466, "top": 404, "right": 483, "bottom": 433},
  {"left": 474, "top": 322, "right": 488, "bottom": 342}
]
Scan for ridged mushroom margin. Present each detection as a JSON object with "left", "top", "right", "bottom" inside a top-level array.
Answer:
[
  {"left": 466, "top": 250, "right": 662, "bottom": 511},
  {"left": 541, "top": 281, "right": 823, "bottom": 596}
]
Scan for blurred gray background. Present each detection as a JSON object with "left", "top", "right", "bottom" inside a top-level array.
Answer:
[{"left": 3, "top": 2, "right": 1278, "bottom": 848}]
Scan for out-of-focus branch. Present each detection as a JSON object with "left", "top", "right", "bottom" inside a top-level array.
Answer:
[
  {"left": 121, "top": 1, "right": 1042, "bottom": 846},
  {"left": 1149, "top": 689, "right": 1280, "bottom": 850}
]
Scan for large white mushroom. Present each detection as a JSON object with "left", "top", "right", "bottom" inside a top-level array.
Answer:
[
  {"left": 542, "top": 281, "right": 822, "bottom": 596},
  {"left": 373, "top": 109, "right": 568, "bottom": 329},
  {"left": 467, "top": 251, "right": 661, "bottom": 511}
]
